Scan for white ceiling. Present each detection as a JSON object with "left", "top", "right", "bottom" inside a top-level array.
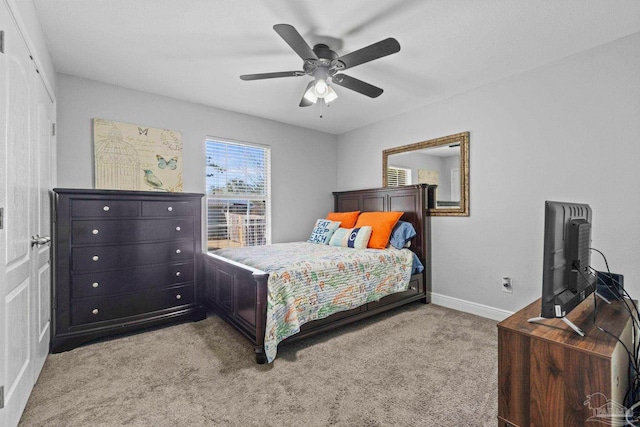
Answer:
[{"left": 33, "top": 0, "right": 640, "bottom": 135}]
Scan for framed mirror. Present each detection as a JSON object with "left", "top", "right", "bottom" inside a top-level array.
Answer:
[{"left": 383, "top": 131, "right": 469, "bottom": 216}]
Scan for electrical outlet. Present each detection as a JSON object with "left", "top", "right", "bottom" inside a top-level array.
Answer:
[{"left": 502, "top": 277, "right": 513, "bottom": 293}]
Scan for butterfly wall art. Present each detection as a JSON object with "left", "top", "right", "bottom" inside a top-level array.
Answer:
[
  {"left": 157, "top": 155, "right": 178, "bottom": 170},
  {"left": 93, "top": 118, "right": 183, "bottom": 192}
]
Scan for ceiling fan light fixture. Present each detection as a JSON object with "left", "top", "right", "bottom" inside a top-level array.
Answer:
[
  {"left": 324, "top": 86, "right": 338, "bottom": 104},
  {"left": 314, "top": 78, "right": 328, "bottom": 95},
  {"left": 303, "top": 78, "right": 338, "bottom": 104},
  {"left": 303, "top": 85, "right": 319, "bottom": 103}
]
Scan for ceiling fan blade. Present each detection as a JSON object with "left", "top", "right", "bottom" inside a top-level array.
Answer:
[
  {"left": 299, "top": 81, "right": 315, "bottom": 107},
  {"left": 240, "top": 71, "right": 304, "bottom": 81},
  {"left": 331, "top": 74, "right": 383, "bottom": 98},
  {"left": 337, "top": 38, "right": 400, "bottom": 70},
  {"left": 273, "top": 24, "right": 318, "bottom": 61}
]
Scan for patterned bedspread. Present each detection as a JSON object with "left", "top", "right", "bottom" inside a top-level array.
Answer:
[{"left": 214, "top": 242, "right": 414, "bottom": 363}]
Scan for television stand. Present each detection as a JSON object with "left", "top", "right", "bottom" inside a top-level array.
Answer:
[
  {"left": 527, "top": 292, "right": 611, "bottom": 337},
  {"left": 499, "top": 297, "right": 633, "bottom": 427}
]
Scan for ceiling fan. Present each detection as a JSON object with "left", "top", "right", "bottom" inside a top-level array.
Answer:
[{"left": 240, "top": 24, "right": 401, "bottom": 107}]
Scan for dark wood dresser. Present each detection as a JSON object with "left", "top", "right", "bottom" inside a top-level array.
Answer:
[
  {"left": 51, "top": 188, "right": 206, "bottom": 352},
  {"left": 498, "top": 297, "right": 633, "bottom": 427}
]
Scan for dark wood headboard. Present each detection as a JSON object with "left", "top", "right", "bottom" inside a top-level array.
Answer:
[{"left": 332, "top": 184, "right": 432, "bottom": 266}]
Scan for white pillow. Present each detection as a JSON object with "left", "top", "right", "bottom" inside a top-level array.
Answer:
[
  {"left": 307, "top": 219, "right": 341, "bottom": 244},
  {"left": 329, "top": 226, "right": 373, "bottom": 249}
]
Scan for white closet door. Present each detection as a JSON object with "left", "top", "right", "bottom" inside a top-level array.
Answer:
[
  {"left": 0, "top": 4, "right": 53, "bottom": 426},
  {"left": 0, "top": 15, "right": 7, "bottom": 426},
  {"left": 32, "top": 70, "right": 54, "bottom": 375}
]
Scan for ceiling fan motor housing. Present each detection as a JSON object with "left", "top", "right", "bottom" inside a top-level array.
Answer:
[{"left": 303, "top": 44, "right": 344, "bottom": 78}]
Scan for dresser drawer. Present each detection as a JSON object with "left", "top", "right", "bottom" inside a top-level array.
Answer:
[
  {"left": 72, "top": 241, "right": 194, "bottom": 271},
  {"left": 71, "top": 261, "right": 194, "bottom": 298},
  {"left": 71, "top": 284, "right": 195, "bottom": 326},
  {"left": 71, "top": 199, "right": 140, "bottom": 217},
  {"left": 72, "top": 218, "right": 194, "bottom": 244},
  {"left": 142, "top": 201, "right": 194, "bottom": 217}
]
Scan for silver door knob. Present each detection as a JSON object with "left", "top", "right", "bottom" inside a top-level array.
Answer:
[{"left": 31, "top": 235, "right": 51, "bottom": 247}]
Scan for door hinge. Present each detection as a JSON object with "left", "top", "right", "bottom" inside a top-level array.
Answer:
[
  {"left": 0, "top": 207, "right": 3, "bottom": 230},
  {"left": 0, "top": 31, "right": 5, "bottom": 54},
  {"left": 51, "top": 122, "right": 56, "bottom": 136},
  {"left": 0, "top": 385, "right": 4, "bottom": 409}
]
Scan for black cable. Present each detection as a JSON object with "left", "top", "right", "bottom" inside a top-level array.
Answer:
[
  {"left": 591, "top": 290, "right": 638, "bottom": 406},
  {"left": 589, "top": 247, "right": 640, "bottom": 411},
  {"left": 590, "top": 247, "right": 640, "bottom": 363},
  {"left": 589, "top": 266, "right": 640, "bottom": 332},
  {"left": 576, "top": 263, "right": 638, "bottom": 407},
  {"left": 585, "top": 269, "right": 637, "bottom": 372},
  {"left": 590, "top": 249, "right": 637, "bottom": 314},
  {"left": 589, "top": 248, "right": 639, "bottom": 350}
]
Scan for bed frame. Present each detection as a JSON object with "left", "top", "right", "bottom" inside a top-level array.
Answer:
[{"left": 203, "top": 184, "right": 432, "bottom": 363}]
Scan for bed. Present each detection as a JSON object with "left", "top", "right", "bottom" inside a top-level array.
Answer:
[{"left": 203, "top": 184, "right": 432, "bottom": 363}]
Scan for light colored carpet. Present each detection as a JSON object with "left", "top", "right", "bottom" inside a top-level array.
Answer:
[{"left": 19, "top": 303, "right": 498, "bottom": 426}]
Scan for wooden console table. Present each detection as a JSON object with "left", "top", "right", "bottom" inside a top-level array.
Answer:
[{"left": 498, "top": 297, "right": 634, "bottom": 427}]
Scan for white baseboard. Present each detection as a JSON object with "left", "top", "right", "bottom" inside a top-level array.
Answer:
[{"left": 430, "top": 292, "right": 514, "bottom": 321}]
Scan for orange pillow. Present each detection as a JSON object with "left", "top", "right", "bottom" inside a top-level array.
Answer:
[
  {"left": 354, "top": 211, "right": 404, "bottom": 249},
  {"left": 326, "top": 211, "right": 360, "bottom": 228}
]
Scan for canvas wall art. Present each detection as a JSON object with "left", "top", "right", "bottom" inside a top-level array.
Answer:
[{"left": 93, "top": 118, "right": 183, "bottom": 192}]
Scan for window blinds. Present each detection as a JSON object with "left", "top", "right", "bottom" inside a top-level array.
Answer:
[
  {"left": 387, "top": 166, "right": 409, "bottom": 187},
  {"left": 205, "top": 139, "right": 271, "bottom": 250}
]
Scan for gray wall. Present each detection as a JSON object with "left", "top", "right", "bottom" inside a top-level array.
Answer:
[
  {"left": 336, "top": 33, "right": 640, "bottom": 315},
  {"left": 55, "top": 33, "right": 640, "bottom": 318},
  {"left": 56, "top": 74, "right": 338, "bottom": 244}
]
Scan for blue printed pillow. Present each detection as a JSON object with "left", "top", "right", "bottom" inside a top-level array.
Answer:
[
  {"left": 388, "top": 221, "right": 417, "bottom": 249},
  {"left": 307, "top": 219, "right": 341, "bottom": 244},
  {"left": 329, "top": 226, "right": 373, "bottom": 249}
]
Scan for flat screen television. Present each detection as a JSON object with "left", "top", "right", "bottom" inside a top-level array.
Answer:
[{"left": 540, "top": 200, "right": 596, "bottom": 319}]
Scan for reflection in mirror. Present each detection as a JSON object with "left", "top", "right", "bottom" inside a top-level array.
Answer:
[{"left": 383, "top": 132, "right": 469, "bottom": 216}]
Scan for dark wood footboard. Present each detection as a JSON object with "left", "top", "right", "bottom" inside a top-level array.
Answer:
[
  {"left": 204, "top": 184, "right": 432, "bottom": 363},
  {"left": 203, "top": 253, "right": 269, "bottom": 363}
]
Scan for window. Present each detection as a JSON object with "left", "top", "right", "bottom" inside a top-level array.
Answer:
[
  {"left": 387, "top": 166, "right": 411, "bottom": 187},
  {"left": 206, "top": 138, "right": 270, "bottom": 251}
]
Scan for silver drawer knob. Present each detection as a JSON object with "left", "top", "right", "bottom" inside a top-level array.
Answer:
[
  {"left": 92, "top": 309, "right": 99, "bottom": 315},
  {"left": 92, "top": 229, "right": 99, "bottom": 235},
  {"left": 175, "top": 226, "right": 181, "bottom": 231},
  {"left": 92, "top": 282, "right": 99, "bottom": 288},
  {"left": 176, "top": 294, "right": 182, "bottom": 300},
  {"left": 167, "top": 206, "right": 173, "bottom": 212},
  {"left": 176, "top": 271, "right": 181, "bottom": 277},
  {"left": 175, "top": 249, "right": 181, "bottom": 254},
  {"left": 103, "top": 206, "right": 110, "bottom": 211},
  {"left": 92, "top": 255, "right": 99, "bottom": 261}
]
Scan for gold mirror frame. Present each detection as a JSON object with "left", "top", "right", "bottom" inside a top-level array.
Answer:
[{"left": 383, "top": 131, "right": 469, "bottom": 216}]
